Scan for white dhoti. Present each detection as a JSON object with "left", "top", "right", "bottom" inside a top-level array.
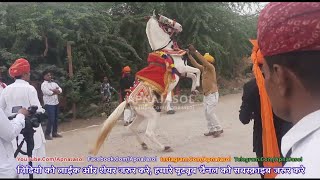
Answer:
[{"left": 203, "top": 92, "right": 222, "bottom": 132}]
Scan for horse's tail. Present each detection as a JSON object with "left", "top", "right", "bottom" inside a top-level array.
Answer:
[{"left": 89, "top": 101, "right": 127, "bottom": 155}]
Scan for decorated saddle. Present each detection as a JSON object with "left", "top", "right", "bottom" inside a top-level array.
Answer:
[{"left": 136, "top": 51, "right": 177, "bottom": 96}]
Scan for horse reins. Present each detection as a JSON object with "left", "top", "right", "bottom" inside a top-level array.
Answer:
[
  {"left": 151, "top": 18, "right": 186, "bottom": 77},
  {"left": 154, "top": 39, "right": 172, "bottom": 52}
]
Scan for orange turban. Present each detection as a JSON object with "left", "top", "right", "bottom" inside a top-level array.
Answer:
[
  {"left": 250, "top": 40, "right": 264, "bottom": 65},
  {"left": 9, "top": 58, "right": 30, "bottom": 78},
  {"left": 122, "top": 66, "right": 131, "bottom": 73},
  {"left": 249, "top": 39, "right": 282, "bottom": 179}
]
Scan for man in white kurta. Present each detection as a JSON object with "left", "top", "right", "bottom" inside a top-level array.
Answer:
[
  {"left": 0, "top": 70, "right": 7, "bottom": 95},
  {"left": 257, "top": 2, "right": 320, "bottom": 178},
  {"left": 0, "top": 108, "right": 27, "bottom": 178},
  {"left": 0, "top": 58, "right": 46, "bottom": 178},
  {"left": 277, "top": 110, "right": 320, "bottom": 178},
  {"left": 0, "top": 79, "right": 7, "bottom": 96}
]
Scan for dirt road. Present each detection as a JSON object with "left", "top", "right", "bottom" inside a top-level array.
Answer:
[{"left": 34, "top": 92, "right": 261, "bottom": 178}]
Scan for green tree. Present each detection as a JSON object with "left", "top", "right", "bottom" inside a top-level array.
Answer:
[{"left": 0, "top": 2, "right": 262, "bottom": 118}]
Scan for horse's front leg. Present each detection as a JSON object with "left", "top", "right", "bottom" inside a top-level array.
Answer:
[
  {"left": 185, "top": 66, "right": 201, "bottom": 87},
  {"left": 185, "top": 72, "right": 197, "bottom": 92}
]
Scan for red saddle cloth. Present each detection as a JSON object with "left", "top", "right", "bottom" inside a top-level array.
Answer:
[{"left": 136, "top": 51, "right": 175, "bottom": 95}]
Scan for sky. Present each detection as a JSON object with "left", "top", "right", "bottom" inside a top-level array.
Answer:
[{"left": 240, "top": 2, "right": 269, "bottom": 15}]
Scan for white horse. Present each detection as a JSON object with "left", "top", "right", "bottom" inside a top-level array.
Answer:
[
  {"left": 146, "top": 11, "right": 201, "bottom": 114},
  {"left": 89, "top": 13, "right": 199, "bottom": 155}
]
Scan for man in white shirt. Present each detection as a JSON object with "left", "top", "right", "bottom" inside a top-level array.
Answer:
[
  {"left": 41, "top": 70, "right": 63, "bottom": 140},
  {"left": 258, "top": 2, "right": 320, "bottom": 178},
  {"left": 0, "top": 58, "right": 47, "bottom": 178},
  {"left": 0, "top": 108, "right": 28, "bottom": 178},
  {"left": 0, "top": 71, "right": 7, "bottom": 96},
  {"left": 0, "top": 82, "right": 6, "bottom": 95}
]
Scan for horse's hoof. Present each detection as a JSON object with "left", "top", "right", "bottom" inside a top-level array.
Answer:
[
  {"left": 164, "top": 146, "right": 172, "bottom": 152},
  {"left": 141, "top": 143, "right": 148, "bottom": 150},
  {"left": 167, "top": 110, "right": 176, "bottom": 114}
]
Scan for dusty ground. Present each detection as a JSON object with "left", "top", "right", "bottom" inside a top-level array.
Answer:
[{"left": 28, "top": 92, "right": 262, "bottom": 178}]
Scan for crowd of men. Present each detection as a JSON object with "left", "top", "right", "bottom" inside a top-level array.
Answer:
[{"left": 0, "top": 58, "right": 63, "bottom": 178}]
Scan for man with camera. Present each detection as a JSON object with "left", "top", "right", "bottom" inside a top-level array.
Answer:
[
  {"left": 0, "top": 107, "right": 29, "bottom": 178},
  {"left": 0, "top": 58, "right": 46, "bottom": 178}
]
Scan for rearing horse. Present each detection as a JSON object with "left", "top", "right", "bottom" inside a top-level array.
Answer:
[
  {"left": 146, "top": 11, "right": 201, "bottom": 114},
  {"left": 89, "top": 12, "right": 199, "bottom": 155}
]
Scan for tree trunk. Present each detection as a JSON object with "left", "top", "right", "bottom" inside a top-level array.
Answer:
[
  {"left": 67, "top": 41, "right": 76, "bottom": 120},
  {"left": 43, "top": 33, "right": 48, "bottom": 57},
  {"left": 56, "top": 43, "right": 63, "bottom": 67}
]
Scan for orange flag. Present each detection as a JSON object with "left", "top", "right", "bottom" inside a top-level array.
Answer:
[{"left": 250, "top": 40, "right": 282, "bottom": 178}]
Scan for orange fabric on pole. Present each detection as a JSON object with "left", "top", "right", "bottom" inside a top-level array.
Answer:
[{"left": 250, "top": 40, "right": 282, "bottom": 178}]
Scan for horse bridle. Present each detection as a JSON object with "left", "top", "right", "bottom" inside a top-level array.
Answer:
[
  {"left": 154, "top": 39, "right": 173, "bottom": 52},
  {"left": 153, "top": 15, "right": 180, "bottom": 52},
  {"left": 158, "top": 19, "right": 178, "bottom": 37},
  {"left": 152, "top": 15, "right": 187, "bottom": 72}
]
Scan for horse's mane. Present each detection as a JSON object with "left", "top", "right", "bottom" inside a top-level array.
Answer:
[{"left": 146, "top": 17, "right": 172, "bottom": 51}]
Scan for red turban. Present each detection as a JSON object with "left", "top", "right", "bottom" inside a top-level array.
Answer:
[
  {"left": 9, "top": 58, "right": 30, "bottom": 78},
  {"left": 258, "top": 2, "right": 320, "bottom": 57}
]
